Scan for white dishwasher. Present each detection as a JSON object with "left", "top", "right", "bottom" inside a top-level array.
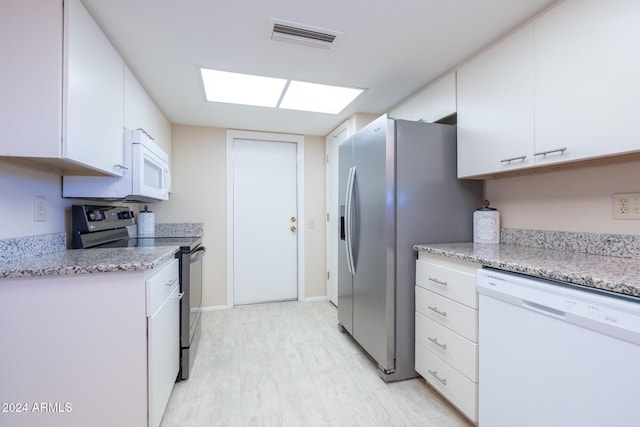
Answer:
[{"left": 477, "top": 268, "right": 640, "bottom": 427}]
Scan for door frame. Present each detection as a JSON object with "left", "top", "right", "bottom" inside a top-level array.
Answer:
[
  {"left": 325, "top": 120, "right": 350, "bottom": 305},
  {"left": 226, "top": 130, "right": 305, "bottom": 308}
]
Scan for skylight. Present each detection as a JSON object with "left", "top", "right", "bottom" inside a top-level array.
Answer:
[{"left": 200, "top": 68, "right": 364, "bottom": 114}]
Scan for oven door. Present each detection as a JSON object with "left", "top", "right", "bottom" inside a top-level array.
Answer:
[{"left": 188, "top": 246, "right": 205, "bottom": 335}]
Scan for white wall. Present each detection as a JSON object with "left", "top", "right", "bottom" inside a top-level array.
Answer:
[
  {"left": 150, "top": 125, "right": 327, "bottom": 307},
  {"left": 485, "top": 157, "right": 640, "bottom": 235},
  {"left": 0, "top": 158, "right": 69, "bottom": 239}
]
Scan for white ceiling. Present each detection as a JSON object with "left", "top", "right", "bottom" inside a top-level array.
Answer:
[{"left": 82, "top": 0, "right": 556, "bottom": 136}]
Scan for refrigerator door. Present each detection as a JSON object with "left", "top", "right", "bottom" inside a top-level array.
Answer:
[
  {"left": 351, "top": 115, "right": 396, "bottom": 372},
  {"left": 337, "top": 136, "right": 354, "bottom": 334}
]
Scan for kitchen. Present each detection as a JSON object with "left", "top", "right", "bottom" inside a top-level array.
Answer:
[{"left": 1, "top": 0, "right": 640, "bottom": 426}]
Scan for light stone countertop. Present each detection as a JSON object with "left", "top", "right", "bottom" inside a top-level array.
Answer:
[
  {"left": 0, "top": 246, "right": 179, "bottom": 279},
  {"left": 414, "top": 242, "right": 640, "bottom": 298}
]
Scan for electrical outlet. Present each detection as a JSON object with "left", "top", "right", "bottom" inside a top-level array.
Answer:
[
  {"left": 34, "top": 196, "right": 46, "bottom": 222},
  {"left": 612, "top": 193, "right": 640, "bottom": 220}
]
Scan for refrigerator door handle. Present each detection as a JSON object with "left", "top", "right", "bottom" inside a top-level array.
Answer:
[{"left": 345, "top": 166, "right": 356, "bottom": 275}]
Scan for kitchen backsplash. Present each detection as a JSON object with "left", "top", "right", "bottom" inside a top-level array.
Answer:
[
  {"left": 501, "top": 228, "right": 640, "bottom": 259},
  {"left": 154, "top": 222, "right": 204, "bottom": 238},
  {"left": 0, "top": 232, "right": 66, "bottom": 263}
]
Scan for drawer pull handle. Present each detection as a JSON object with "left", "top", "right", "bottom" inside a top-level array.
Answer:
[
  {"left": 428, "top": 277, "right": 447, "bottom": 287},
  {"left": 175, "top": 292, "right": 184, "bottom": 300},
  {"left": 165, "top": 278, "right": 178, "bottom": 287},
  {"left": 500, "top": 155, "right": 527, "bottom": 163},
  {"left": 428, "top": 337, "right": 448, "bottom": 350},
  {"left": 427, "top": 306, "right": 447, "bottom": 317},
  {"left": 427, "top": 369, "right": 447, "bottom": 386}
]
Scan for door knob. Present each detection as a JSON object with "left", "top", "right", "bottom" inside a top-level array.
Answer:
[
  {"left": 290, "top": 225, "right": 297, "bottom": 232},
  {"left": 291, "top": 217, "right": 297, "bottom": 223}
]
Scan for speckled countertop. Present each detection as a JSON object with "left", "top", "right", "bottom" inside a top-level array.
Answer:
[
  {"left": 0, "top": 246, "right": 179, "bottom": 279},
  {"left": 414, "top": 242, "right": 640, "bottom": 298}
]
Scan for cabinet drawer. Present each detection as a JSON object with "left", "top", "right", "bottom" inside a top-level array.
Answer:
[
  {"left": 415, "top": 312, "right": 478, "bottom": 381},
  {"left": 416, "top": 286, "right": 478, "bottom": 342},
  {"left": 146, "top": 258, "right": 179, "bottom": 315},
  {"left": 416, "top": 342, "right": 478, "bottom": 422},
  {"left": 416, "top": 258, "right": 478, "bottom": 308}
]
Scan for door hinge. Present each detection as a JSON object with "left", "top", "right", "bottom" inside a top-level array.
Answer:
[
  {"left": 327, "top": 271, "right": 330, "bottom": 280},
  {"left": 326, "top": 155, "right": 330, "bottom": 164},
  {"left": 326, "top": 212, "right": 330, "bottom": 221}
]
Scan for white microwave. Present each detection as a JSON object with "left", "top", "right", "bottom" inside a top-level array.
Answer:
[{"left": 63, "top": 129, "right": 171, "bottom": 202}]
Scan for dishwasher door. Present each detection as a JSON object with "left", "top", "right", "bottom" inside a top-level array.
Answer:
[{"left": 477, "top": 268, "right": 640, "bottom": 427}]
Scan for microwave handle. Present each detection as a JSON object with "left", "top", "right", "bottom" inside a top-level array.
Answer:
[{"left": 164, "top": 167, "right": 172, "bottom": 194}]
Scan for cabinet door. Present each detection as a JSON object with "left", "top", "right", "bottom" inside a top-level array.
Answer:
[
  {"left": 64, "top": 0, "right": 124, "bottom": 176},
  {"left": 148, "top": 287, "right": 180, "bottom": 427},
  {"left": 534, "top": 0, "right": 640, "bottom": 165},
  {"left": 457, "top": 24, "right": 534, "bottom": 178},
  {"left": 124, "top": 65, "right": 172, "bottom": 156},
  {"left": 0, "top": 0, "right": 62, "bottom": 158}
]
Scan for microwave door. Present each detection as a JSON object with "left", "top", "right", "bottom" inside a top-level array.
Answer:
[{"left": 133, "top": 145, "right": 169, "bottom": 200}]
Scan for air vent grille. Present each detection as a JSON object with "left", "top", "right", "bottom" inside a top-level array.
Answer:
[
  {"left": 269, "top": 19, "right": 341, "bottom": 49},
  {"left": 273, "top": 24, "right": 337, "bottom": 44}
]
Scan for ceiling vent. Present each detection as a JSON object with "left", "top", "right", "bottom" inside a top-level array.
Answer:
[{"left": 269, "top": 18, "right": 341, "bottom": 49}]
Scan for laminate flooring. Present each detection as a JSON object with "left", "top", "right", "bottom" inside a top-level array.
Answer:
[{"left": 161, "top": 301, "right": 474, "bottom": 427}]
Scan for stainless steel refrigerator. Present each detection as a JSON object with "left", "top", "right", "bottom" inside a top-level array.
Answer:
[{"left": 338, "top": 114, "right": 482, "bottom": 381}]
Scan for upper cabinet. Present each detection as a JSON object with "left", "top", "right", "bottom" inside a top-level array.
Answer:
[
  {"left": 457, "top": 0, "right": 640, "bottom": 178},
  {"left": 124, "top": 66, "right": 172, "bottom": 156},
  {"left": 64, "top": 0, "right": 125, "bottom": 176},
  {"left": 1, "top": 0, "right": 169, "bottom": 176},
  {"left": 390, "top": 71, "right": 457, "bottom": 123},
  {"left": 533, "top": 0, "right": 640, "bottom": 166},
  {"left": 457, "top": 25, "right": 535, "bottom": 178}
]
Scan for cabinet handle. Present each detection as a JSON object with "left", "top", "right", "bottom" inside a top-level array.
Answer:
[
  {"left": 114, "top": 164, "right": 129, "bottom": 170},
  {"left": 428, "top": 337, "right": 448, "bottom": 350},
  {"left": 500, "top": 155, "right": 527, "bottom": 163},
  {"left": 534, "top": 147, "right": 567, "bottom": 157},
  {"left": 427, "top": 306, "right": 447, "bottom": 317},
  {"left": 175, "top": 292, "right": 184, "bottom": 300},
  {"left": 427, "top": 369, "right": 447, "bottom": 386},
  {"left": 165, "top": 278, "right": 178, "bottom": 287},
  {"left": 428, "top": 277, "right": 447, "bottom": 287}
]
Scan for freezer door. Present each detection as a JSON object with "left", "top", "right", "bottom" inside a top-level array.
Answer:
[
  {"left": 351, "top": 115, "right": 396, "bottom": 372},
  {"left": 337, "top": 136, "right": 354, "bottom": 333}
]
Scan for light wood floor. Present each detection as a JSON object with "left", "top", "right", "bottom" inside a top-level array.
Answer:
[{"left": 161, "top": 301, "right": 473, "bottom": 427}]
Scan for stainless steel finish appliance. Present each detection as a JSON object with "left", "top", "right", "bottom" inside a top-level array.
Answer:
[
  {"left": 71, "top": 204, "right": 204, "bottom": 381},
  {"left": 477, "top": 268, "right": 640, "bottom": 426},
  {"left": 337, "top": 115, "right": 482, "bottom": 381}
]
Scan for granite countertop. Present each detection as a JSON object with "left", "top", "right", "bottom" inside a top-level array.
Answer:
[
  {"left": 0, "top": 246, "right": 179, "bottom": 279},
  {"left": 414, "top": 242, "right": 640, "bottom": 298}
]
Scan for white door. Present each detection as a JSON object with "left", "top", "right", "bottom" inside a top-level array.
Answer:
[
  {"left": 325, "top": 124, "right": 349, "bottom": 306},
  {"left": 232, "top": 138, "right": 298, "bottom": 305}
]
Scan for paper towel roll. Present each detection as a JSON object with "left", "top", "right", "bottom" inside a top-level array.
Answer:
[{"left": 138, "top": 206, "right": 155, "bottom": 237}]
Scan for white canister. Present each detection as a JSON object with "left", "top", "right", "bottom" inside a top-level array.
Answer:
[
  {"left": 138, "top": 205, "right": 155, "bottom": 237},
  {"left": 473, "top": 200, "right": 500, "bottom": 244}
]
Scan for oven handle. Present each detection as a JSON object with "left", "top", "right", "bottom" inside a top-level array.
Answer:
[{"left": 190, "top": 246, "right": 207, "bottom": 263}]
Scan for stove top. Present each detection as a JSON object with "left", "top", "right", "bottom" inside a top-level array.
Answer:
[{"left": 96, "top": 236, "right": 202, "bottom": 249}]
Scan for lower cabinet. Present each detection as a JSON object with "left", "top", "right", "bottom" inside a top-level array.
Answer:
[
  {"left": 415, "top": 252, "right": 479, "bottom": 423},
  {"left": 0, "top": 258, "right": 179, "bottom": 427}
]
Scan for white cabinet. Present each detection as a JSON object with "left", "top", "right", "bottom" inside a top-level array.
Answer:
[
  {"left": 457, "top": 0, "right": 640, "bottom": 178},
  {"left": 64, "top": 0, "right": 124, "bottom": 176},
  {"left": 415, "top": 252, "right": 479, "bottom": 423},
  {"left": 147, "top": 259, "right": 180, "bottom": 427},
  {"left": 0, "top": 258, "right": 180, "bottom": 427},
  {"left": 0, "top": 0, "right": 133, "bottom": 176},
  {"left": 124, "top": 65, "right": 172, "bottom": 156},
  {"left": 457, "top": 24, "right": 535, "bottom": 178},
  {"left": 533, "top": 0, "right": 640, "bottom": 166},
  {"left": 390, "top": 71, "right": 457, "bottom": 123}
]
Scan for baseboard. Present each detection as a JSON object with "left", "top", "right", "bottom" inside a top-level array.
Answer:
[
  {"left": 303, "top": 296, "right": 328, "bottom": 303},
  {"left": 198, "top": 305, "right": 230, "bottom": 312}
]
